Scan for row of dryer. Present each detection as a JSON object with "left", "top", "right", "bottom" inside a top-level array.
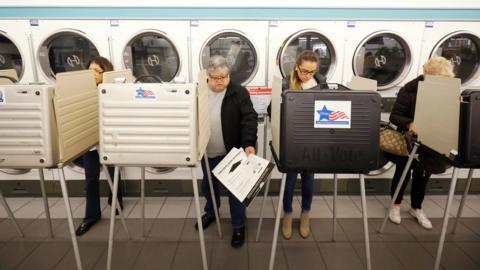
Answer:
[{"left": 1, "top": 19, "right": 479, "bottom": 182}]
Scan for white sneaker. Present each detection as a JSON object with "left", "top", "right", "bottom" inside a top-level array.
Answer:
[
  {"left": 409, "top": 208, "right": 433, "bottom": 230},
  {"left": 389, "top": 206, "right": 401, "bottom": 224}
]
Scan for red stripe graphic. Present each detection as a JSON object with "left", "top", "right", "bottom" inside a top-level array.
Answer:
[{"left": 329, "top": 111, "right": 349, "bottom": 121}]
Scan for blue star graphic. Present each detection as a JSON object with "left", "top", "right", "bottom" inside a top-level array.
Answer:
[{"left": 317, "top": 105, "right": 332, "bottom": 121}]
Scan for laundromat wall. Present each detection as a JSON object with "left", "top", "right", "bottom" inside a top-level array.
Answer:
[{"left": 0, "top": 2, "right": 480, "bottom": 196}]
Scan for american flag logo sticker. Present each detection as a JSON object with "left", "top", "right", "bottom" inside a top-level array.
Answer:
[
  {"left": 135, "top": 87, "right": 156, "bottom": 100},
  {"left": 314, "top": 100, "right": 351, "bottom": 129}
]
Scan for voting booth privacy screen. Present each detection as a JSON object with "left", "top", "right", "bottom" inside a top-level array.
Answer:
[
  {"left": 278, "top": 90, "right": 381, "bottom": 173},
  {"left": 98, "top": 83, "right": 198, "bottom": 167},
  {"left": 459, "top": 89, "right": 480, "bottom": 165},
  {"left": 0, "top": 70, "right": 98, "bottom": 168}
]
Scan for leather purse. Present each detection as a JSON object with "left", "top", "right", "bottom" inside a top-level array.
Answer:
[{"left": 379, "top": 124, "right": 409, "bottom": 157}]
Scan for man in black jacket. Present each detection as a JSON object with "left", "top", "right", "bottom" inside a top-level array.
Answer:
[{"left": 195, "top": 55, "right": 258, "bottom": 248}]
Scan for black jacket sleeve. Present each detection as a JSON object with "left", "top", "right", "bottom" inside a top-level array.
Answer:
[
  {"left": 389, "top": 87, "right": 412, "bottom": 130},
  {"left": 238, "top": 87, "right": 258, "bottom": 149}
]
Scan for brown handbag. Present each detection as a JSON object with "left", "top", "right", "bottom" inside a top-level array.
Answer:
[{"left": 379, "top": 125, "right": 409, "bottom": 157}]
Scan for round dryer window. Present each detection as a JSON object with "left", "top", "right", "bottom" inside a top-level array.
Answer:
[
  {"left": 0, "top": 34, "right": 23, "bottom": 80},
  {"left": 431, "top": 33, "right": 480, "bottom": 85},
  {"left": 201, "top": 32, "right": 258, "bottom": 85},
  {"left": 354, "top": 33, "right": 411, "bottom": 90},
  {"left": 124, "top": 32, "right": 180, "bottom": 83},
  {"left": 279, "top": 31, "right": 335, "bottom": 79},
  {"left": 38, "top": 31, "right": 99, "bottom": 80}
]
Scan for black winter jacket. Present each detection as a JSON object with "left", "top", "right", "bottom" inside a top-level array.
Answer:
[
  {"left": 389, "top": 75, "right": 423, "bottom": 131},
  {"left": 220, "top": 82, "right": 258, "bottom": 152}
]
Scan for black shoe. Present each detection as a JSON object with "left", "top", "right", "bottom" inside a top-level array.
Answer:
[
  {"left": 194, "top": 214, "right": 216, "bottom": 231},
  {"left": 75, "top": 219, "right": 99, "bottom": 236},
  {"left": 231, "top": 226, "right": 245, "bottom": 248}
]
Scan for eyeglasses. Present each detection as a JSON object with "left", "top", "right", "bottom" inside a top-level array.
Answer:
[
  {"left": 296, "top": 66, "right": 316, "bottom": 76},
  {"left": 89, "top": 68, "right": 104, "bottom": 74},
  {"left": 208, "top": 74, "right": 229, "bottom": 82}
]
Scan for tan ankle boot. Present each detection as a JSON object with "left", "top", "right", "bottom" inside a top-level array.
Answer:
[
  {"left": 282, "top": 213, "right": 292, "bottom": 240},
  {"left": 299, "top": 212, "right": 310, "bottom": 238}
]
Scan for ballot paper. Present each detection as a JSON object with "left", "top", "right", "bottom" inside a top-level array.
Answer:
[{"left": 212, "top": 147, "right": 274, "bottom": 206}]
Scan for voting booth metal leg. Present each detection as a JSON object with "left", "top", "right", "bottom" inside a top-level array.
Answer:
[
  {"left": 452, "top": 168, "right": 474, "bottom": 234},
  {"left": 269, "top": 173, "right": 287, "bottom": 270},
  {"left": 58, "top": 168, "right": 83, "bottom": 270},
  {"left": 38, "top": 168, "right": 54, "bottom": 238},
  {"left": 0, "top": 188, "right": 24, "bottom": 237},
  {"left": 102, "top": 164, "right": 130, "bottom": 239},
  {"left": 191, "top": 166, "right": 208, "bottom": 270},
  {"left": 359, "top": 174, "right": 372, "bottom": 270},
  {"left": 379, "top": 143, "right": 420, "bottom": 233},
  {"left": 434, "top": 167, "right": 460, "bottom": 270},
  {"left": 141, "top": 166, "right": 146, "bottom": 238},
  {"left": 255, "top": 173, "right": 272, "bottom": 242},
  {"left": 204, "top": 153, "right": 223, "bottom": 239},
  {"left": 107, "top": 166, "right": 120, "bottom": 270},
  {"left": 332, "top": 173, "right": 338, "bottom": 242}
]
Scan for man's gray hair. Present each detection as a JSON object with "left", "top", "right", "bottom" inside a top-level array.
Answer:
[{"left": 206, "top": 55, "right": 230, "bottom": 75}]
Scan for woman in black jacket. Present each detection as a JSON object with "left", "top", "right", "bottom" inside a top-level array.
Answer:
[
  {"left": 388, "top": 56, "right": 454, "bottom": 230},
  {"left": 195, "top": 55, "right": 258, "bottom": 249}
]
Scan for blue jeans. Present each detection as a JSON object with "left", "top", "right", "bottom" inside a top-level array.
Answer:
[
  {"left": 201, "top": 155, "right": 246, "bottom": 229},
  {"left": 283, "top": 172, "right": 314, "bottom": 213}
]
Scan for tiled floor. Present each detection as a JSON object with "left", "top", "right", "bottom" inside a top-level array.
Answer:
[{"left": 0, "top": 195, "right": 480, "bottom": 270}]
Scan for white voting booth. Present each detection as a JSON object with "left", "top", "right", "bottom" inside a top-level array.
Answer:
[
  {"left": 0, "top": 70, "right": 129, "bottom": 270},
  {"left": 98, "top": 70, "right": 220, "bottom": 270},
  {"left": 378, "top": 76, "right": 479, "bottom": 270}
]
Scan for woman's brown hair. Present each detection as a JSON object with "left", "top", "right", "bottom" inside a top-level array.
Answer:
[
  {"left": 86, "top": 56, "right": 114, "bottom": 73},
  {"left": 289, "top": 50, "right": 319, "bottom": 90}
]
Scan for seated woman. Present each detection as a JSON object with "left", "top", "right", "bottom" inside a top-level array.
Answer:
[{"left": 388, "top": 56, "right": 455, "bottom": 230}]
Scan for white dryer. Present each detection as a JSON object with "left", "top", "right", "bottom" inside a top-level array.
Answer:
[
  {"left": 419, "top": 21, "right": 480, "bottom": 88},
  {"left": 343, "top": 21, "right": 424, "bottom": 97},
  {"left": 110, "top": 20, "right": 189, "bottom": 83},
  {"left": 30, "top": 20, "right": 110, "bottom": 84},
  {"left": 268, "top": 21, "right": 346, "bottom": 86},
  {"left": 191, "top": 20, "right": 268, "bottom": 87},
  {"left": 29, "top": 20, "right": 110, "bottom": 180},
  {"left": 0, "top": 20, "right": 35, "bottom": 83}
]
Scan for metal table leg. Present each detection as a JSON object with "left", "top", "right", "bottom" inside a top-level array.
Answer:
[
  {"left": 107, "top": 166, "right": 120, "bottom": 270},
  {"left": 103, "top": 165, "right": 130, "bottom": 239},
  {"left": 268, "top": 173, "right": 287, "bottom": 270},
  {"left": 255, "top": 175, "right": 272, "bottom": 242},
  {"left": 359, "top": 174, "right": 372, "bottom": 270},
  {"left": 38, "top": 168, "right": 53, "bottom": 238},
  {"left": 434, "top": 168, "right": 460, "bottom": 270},
  {"left": 0, "top": 189, "right": 24, "bottom": 237},
  {"left": 58, "top": 168, "right": 83, "bottom": 270},
  {"left": 141, "top": 166, "right": 146, "bottom": 238},
  {"left": 451, "top": 168, "right": 474, "bottom": 234},
  {"left": 191, "top": 166, "right": 208, "bottom": 270},
  {"left": 379, "top": 143, "right": 419, "bottom": 233},
  {"left": 332, "top": 173, "right": 338, "bottom": 242},
  {"left": 204, "top": 153, "right": 222, "bottom": 239}
]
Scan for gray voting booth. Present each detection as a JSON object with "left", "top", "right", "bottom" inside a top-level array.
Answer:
[
  {"left": 0, "top": 70, "right": 130, "bottom": 270},
  {"left": 98, "top": 71, "right": 220, "bottom": 270},
  {"left": 259, "top": 76, "right": 381, "bottom": 270},
  {"left": 379, "top": 76, "right": 480, "bottom": 270}
]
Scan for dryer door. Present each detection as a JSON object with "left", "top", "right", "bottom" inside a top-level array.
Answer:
[
  {"left": 354, "top": 32, "right": 411, "bottom": 90},
  {"left": 431, "top": 32, "right": 480, "bottom": 86},
  {"left": 38, "top": 31, "right": 99, "bottom": 80},
  {"left": 279, "top": 31, "right": 336, "bottom": 79},
  {"left": 0, "top": 33, "right": 23, "bottom": 80},
  {"left": 123, "top": 31, "right": 180, "bottom": 83},
  {"left": 201, "top": 32, "right": 258, "bottom": 86}
]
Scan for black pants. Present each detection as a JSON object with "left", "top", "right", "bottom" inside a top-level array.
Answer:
[
  {"left": 390, "top": 158, "right": 430, "bottom": 209},
  {"left": 82, "top": 150, "right": 123, "bottom": 223}
]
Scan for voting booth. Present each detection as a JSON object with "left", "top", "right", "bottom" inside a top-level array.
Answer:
[
  {"left": 378, "top": 76, "right": 480, "bottom": 270},
  {"left": 0, "top": 70, "right": 130, "bottom": 270},
  {"left": 98, "top": 71, "right": 217, "bottom": 270},
  {"left": 259, "top": 76, "right": 381, "bottom": 270}
]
